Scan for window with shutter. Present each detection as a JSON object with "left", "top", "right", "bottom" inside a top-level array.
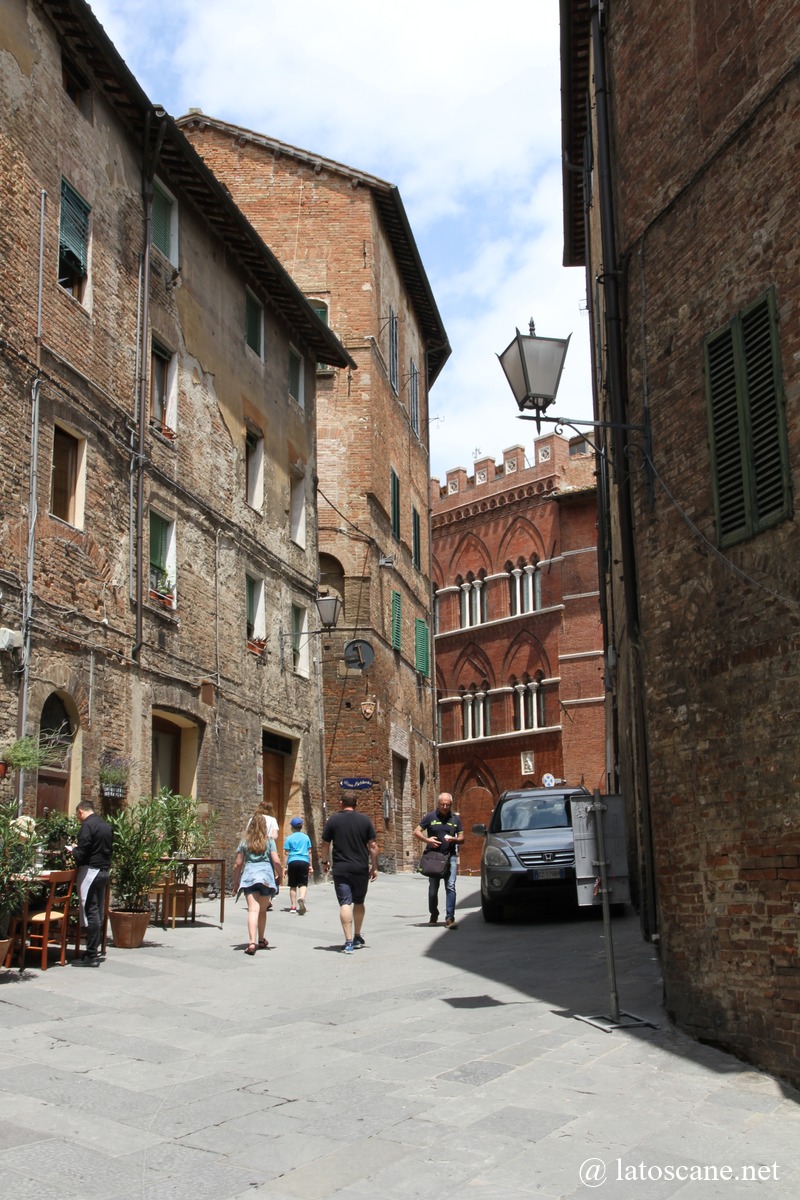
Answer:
[
  {"left": 705, "top": 289, "right": 791, "bottom": 547},
  {"left": 412, "top": 506, "right": 421, "bottom": 570},
  {"left": 149, "top": 511, "right": 176, "bottom": 603},
  {"left": 389, "top": 307, "right": 399, "bottom": 394},
  {"left": 289, "top": 346, "right": 304, "bottom": 407},
  {"left": 152, "top": 183, "right": 173, "bottom": 259},
  {"left": 246, "top": 290, "right": 263, "bottom": 357},
  {"left": 390, "top": 468, "right": 400, "bottom": 540},
  {"left": 59, "top": 180, "right": 90, "bottom": 298},
  {"left": 409, "top": 360, "right": 420, "bottom": 435},
  {"left": 391, "top": 591, "right": 402, "bottom": 650},
  {"left": 415, "top": 618, "right": 429, "bottom": 676}
]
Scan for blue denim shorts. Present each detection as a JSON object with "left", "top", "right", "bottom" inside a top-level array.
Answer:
[
  {"left": 241, "top": 883, "right": 275, "bottom": 897},
  {"left": 333, "top": 873, "right": 369, "bottom": 906}
]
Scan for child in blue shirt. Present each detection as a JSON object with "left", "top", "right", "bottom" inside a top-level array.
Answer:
[{"left": 284, "top": 816, "right": 312, "bottom": 914}]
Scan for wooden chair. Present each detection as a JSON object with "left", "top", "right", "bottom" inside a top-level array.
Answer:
[
  {"left": 19, "top": 869, "right": 77, "bottom": 970},
  {"left": 150, "top": 873, "right": 192, "bottom": 928}
]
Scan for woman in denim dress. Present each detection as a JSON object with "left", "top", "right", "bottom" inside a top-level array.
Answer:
[{"left": 233, "top": 814, "right": 282, "bottom": 955}]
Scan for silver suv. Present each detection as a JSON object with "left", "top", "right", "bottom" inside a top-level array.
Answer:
[{"left": 472, "top": 786, "right": 590, "bottom": 922}]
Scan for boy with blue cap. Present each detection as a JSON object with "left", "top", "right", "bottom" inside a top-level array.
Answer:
[{"left": 284, "top": 816, "right": 312, "bottom": 914}]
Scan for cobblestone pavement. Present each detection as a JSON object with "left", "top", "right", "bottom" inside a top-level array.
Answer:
[{"left": 1, "top": 874, "right": 798, "bottom": 1199}]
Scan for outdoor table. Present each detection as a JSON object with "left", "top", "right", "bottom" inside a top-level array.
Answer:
[{"left": 159, "top": 857, "right": 226, "bottom": 929}]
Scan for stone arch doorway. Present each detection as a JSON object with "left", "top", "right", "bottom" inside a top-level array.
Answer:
[{"left": 36, "top": 691, "right": 79, "bottom": 816}]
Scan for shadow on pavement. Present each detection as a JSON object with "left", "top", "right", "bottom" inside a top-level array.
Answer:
[{"left": 416, "top": 876, "right": 799, "bottom": 1100}]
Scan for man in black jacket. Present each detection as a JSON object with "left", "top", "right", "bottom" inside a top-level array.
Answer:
[
  {"left": 414, "top": 793, "right": 464, "bottom": 929},
  {"left": 70, "top": 800, "right": 113, "bottom": 966}
]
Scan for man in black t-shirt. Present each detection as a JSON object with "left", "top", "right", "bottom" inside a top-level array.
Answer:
[
  {"left": 320, "top": 793, "right": 378, "bottom": 953},
  {"left": 414, "top": 793, "right": 464, "bottom": 929}
]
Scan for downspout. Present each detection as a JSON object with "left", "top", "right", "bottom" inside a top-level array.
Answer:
[
  {"left": 132, "top": 109, "right": 167, "bottom": 662},
  {"left": 18, "top": 190, "right": 47, "bottom": 813},
  {"left": 590, "top": 0, "right": 658, "bottom": 936}
]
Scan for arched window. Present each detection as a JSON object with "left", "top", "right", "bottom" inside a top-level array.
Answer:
[
  {"left": 459, "top": 571, "right": 487, "bottom": 629},
  {"left": 508, "top": 557, "right": 541, "bottom": 616}
]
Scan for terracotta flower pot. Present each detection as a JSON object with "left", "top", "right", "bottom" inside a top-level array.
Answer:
[{"left": 109, "top": 909, "right": 151, "bottom": 949}]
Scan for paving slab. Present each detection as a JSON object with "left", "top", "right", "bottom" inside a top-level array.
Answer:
[{"left": 0, "top": 874, "right": 798, "bottom": 1199}]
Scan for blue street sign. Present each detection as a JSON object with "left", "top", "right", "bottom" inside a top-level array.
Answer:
[{"left": 339, "top": 778, "right": 375, "bottom": 790}]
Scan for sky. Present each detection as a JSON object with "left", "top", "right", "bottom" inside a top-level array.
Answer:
[{"left": 86, "top": 0, "right": 593, "bottom": 481}]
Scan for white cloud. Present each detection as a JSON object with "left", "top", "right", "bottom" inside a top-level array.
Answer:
[{"left": 87, "top": 0, "right": 594, "bottom": 478}]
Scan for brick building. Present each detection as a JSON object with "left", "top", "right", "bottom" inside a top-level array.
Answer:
[
  {"left": 178, "top": 115, "right": 450, "bottom": 871},
  {"left": 0, "top": 0, "right": 351, "bottom": 857},
  {"left": 431, "top": 434, "right": 603, "bottom": 872},
  {"left": 561, "top": 1, "right": 800, "bottom": 1082}
]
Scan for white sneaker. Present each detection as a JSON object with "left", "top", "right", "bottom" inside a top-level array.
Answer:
[{"left": 290, "top": 907, "right": 297, "bottom": 914}]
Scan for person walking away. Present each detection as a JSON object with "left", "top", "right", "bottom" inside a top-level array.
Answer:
[
  {"left": 320, "top": 792, "right": 378, "bottom": 953},
  {"left": 284, "top": 816, "right": 312, "bottom": 914},
  {"left": 249, "top": 799, "right": 280, "bottom": 911},
  {"left": 414, "top": 792, "right": 464, "bottom": 929},
  {"left": 233, "top": 814, "right": 282, "bottom": 955},
  {"left": 70, "top": 799, "right": 113, "bottom": 965}
]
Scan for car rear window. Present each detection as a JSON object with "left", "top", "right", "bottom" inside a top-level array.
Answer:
[{"left": 493, "top": 795, "right": 572, "bottom": 832}]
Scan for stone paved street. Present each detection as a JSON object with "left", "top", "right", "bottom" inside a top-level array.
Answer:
[{"left": 1, "top": 874, "right": 798, "bottom": 1199}]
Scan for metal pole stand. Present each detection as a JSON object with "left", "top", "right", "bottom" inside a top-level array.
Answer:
[{"left": 575, "top": 790, "right": 655, "bottom": 1033}]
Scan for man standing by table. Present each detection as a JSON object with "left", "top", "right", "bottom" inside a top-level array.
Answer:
[
  {"left": 320, "top": 792, "right": 378, "bottom": 953},
  {"left": 414, "top": 792, "right": 464, "bottom": 929},
  {"left": 69, "top": 799, "right": 113, "bottom": 966}
]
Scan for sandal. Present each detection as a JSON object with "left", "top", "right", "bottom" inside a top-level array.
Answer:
[
  {"left": 258, "top": 938, "right": 268, "bottom": 949},
  {"left": 245, "top": 943, "right": 257, "bottom": 955}
]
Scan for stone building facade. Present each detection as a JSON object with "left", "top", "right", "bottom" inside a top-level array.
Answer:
[
  {"left": 561, "top": 0, "right": 800, "bottom": 1083},
  {"left": 0, "top": 0, "right": 351, "bottom": 858},
  {"left": 431, "top": 434, "right": 603, "bottom": 873},
  {"left": 178, "top": 115, "right": 450, "bottom": 871}
]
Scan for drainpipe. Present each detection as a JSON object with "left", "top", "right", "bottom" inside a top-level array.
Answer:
[
  {"left": 17, "top": 190, "right": 47, "bottom": 813},
  {"left": 132, "top": 109, "right": 167, "bottom": 662},
  {"left": 590, "top": 0, "right": 658, "bottom": 937}
]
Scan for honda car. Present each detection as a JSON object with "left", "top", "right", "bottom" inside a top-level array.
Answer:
[{"left": 472, "top": 786, "right": 590, "bottom": 921}]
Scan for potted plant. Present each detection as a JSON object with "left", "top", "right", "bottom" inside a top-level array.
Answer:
[
  {"left": 1, "top": 731, "right": 66, "bottom": 774},
  {"left": 99, "top": 750, "right": 133, "bottom": 812},
  {"left": 108, "top": 797, "right": 172, "bottom": 948},
  {"left": 148, "top": 568, "right": 175, "bottom": 607},
  {"left": 0, "top": 802, "right": 40, "bottom": 966},
  {"left": 36, "top": 809, "right": 80, "bottom": 871},
  {"left": 153, "top": 789, "right": 216, "bottom": 914}
]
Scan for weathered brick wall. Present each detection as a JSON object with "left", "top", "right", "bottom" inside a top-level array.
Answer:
[
  {"left": 181, "top": 119, "right": 438, "bottom": 871},
  {"left": 591, "top": 1, "right": 800, "bottom": 1081},
  {"left": 0, "top": 1, "right": 326, "bottom": 864},
  {"left": 431, "top": 436, "right": 604, "bottom": 871}
]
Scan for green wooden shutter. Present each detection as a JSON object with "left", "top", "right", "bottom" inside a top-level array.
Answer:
[
  {"left": 391, "top": 468, "right": 400, "bottom": 539},
  {"left": 60, "top": 180, "right": 90, "bottom": 273},
  {"left": 246, "top": 292, "right": 262, "bottom": 354},
  {"left": 741, "top": 296, "right": 789, "bottom": 529},
  {"left": 246, "top": 575, "right": 256, "bottom": 638},
  {"left": 412, "top": 507, "right": 421, "bottom": 569},
  {"left": 415, "top": 618, "right": 429, "bottom": 676},
  {"left": 705, "top": 290, "right": 790, "bottom": 547},
  {"left": 391, "top": 591, "right": 402, "bottom": 650},
  {"left": 152, "top": 184, "right": 171, "bottom": 257}
]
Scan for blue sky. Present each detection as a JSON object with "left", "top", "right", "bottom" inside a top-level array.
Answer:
[{"left": 87, "top": 0, "right": 593, "bottom": 480}]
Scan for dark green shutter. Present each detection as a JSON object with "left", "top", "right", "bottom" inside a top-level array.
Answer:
[
  {"left": 741, "top": 297, "right": 788, "bottom": 528},
  {"left": 60, "top": 180, "right": 90, "bottom": 273},
  {"left": 391, "top": 591, "right": 402, "bottom": 650},
  {"left": 412, "top": 507, "right": 421, "bottom": 569},
  {"left": 389, "top": 307, "right": 399, "bottom": 393},
  {"left": 705, "top": 290, "right": 790, "bottom": 547},
  {"left": 246, "top": 292, "right": 262, "bottom": 354},
  {"left": 391, "top": 469, "right": 400, "bottom": 539},
  {"left": 415, "top": 618, "right": 429, "bottom": 676},
  {"left": 152, "top": 185, "right": 171, "bottom": 257},
  {"left": 246, "top": 575, "right": 255, "bottom": 637}
]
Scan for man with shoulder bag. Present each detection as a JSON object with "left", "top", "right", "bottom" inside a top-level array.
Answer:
[{"left": 414, "top": 792, "right": 464, "bottom": 929}]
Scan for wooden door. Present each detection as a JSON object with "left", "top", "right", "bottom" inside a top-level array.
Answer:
[
  {"left": 263, "top": 751, "right": 286, "bottom": 840},
  {"left": 37, "top": 771, "right": 69, "bottom": 817}
]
